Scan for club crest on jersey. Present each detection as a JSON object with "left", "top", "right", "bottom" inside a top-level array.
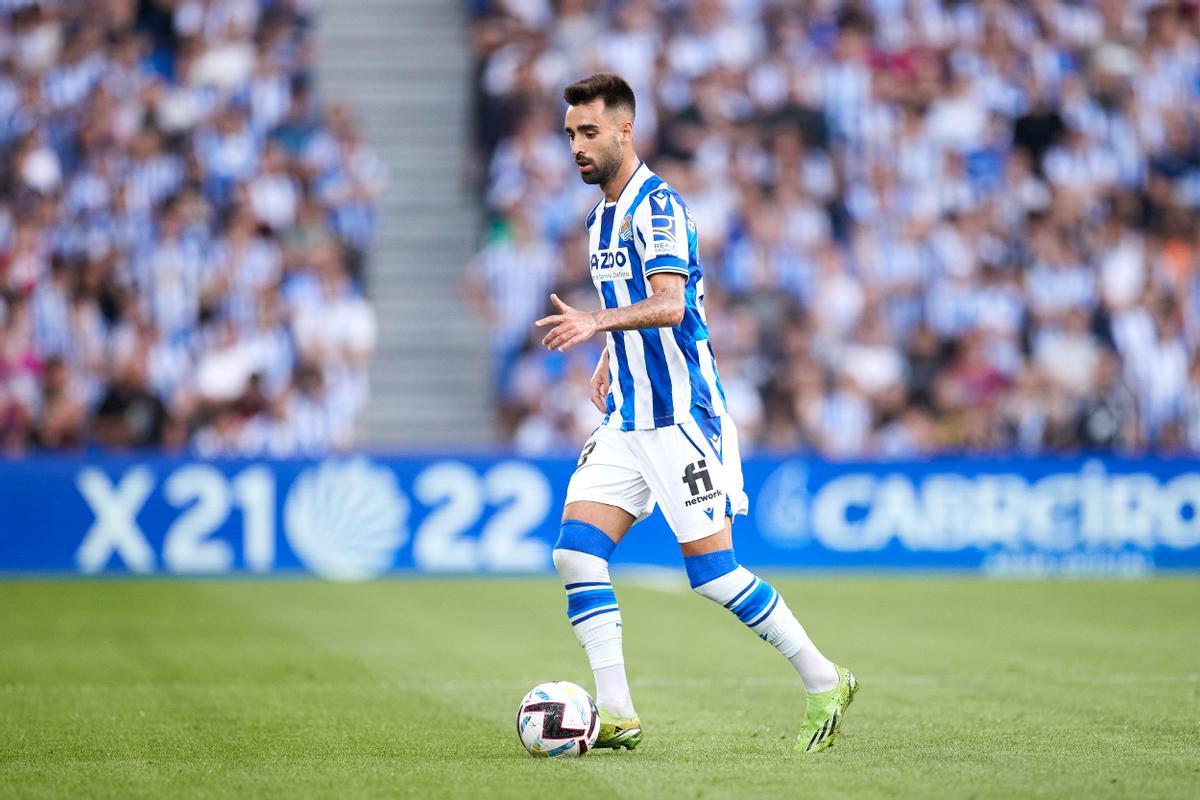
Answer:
[{"left": 619, "top": 214, "right": 633, "bottom": 243}]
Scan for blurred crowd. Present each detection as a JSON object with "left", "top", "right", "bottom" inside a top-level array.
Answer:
[
  {"left": 0, "top": 0, "right": 382, "bottom": 457},
  {"left": 468, "top": 0, "right": 1200, "bottom": 457}
]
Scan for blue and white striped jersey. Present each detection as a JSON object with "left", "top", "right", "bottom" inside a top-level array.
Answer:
[{"left": 586, "top": 162, "right": 728, "bottom": 431}]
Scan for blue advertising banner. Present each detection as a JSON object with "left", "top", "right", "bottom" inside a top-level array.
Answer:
[{"left": 1, "top": 454, "right": 1199, "bottom": 577}]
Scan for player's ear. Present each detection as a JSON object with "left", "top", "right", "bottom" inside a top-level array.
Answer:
[{"left": 620, "top": 119, "right": 633, "bottom": 145}]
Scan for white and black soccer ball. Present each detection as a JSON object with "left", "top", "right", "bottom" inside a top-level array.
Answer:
[{"left": 516, "top": 681, "right": 599, "bottom": 758}]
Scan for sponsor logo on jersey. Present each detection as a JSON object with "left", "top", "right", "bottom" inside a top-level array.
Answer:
[
  {"left": 649, "top": 190, "right": 678, "bottom": 253},
  {"left": 590, "top": 247, "right": 633, "bottom": 282}
]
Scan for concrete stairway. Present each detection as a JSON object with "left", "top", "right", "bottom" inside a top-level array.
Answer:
[{"left": 315, "top": 0, "right": 494, "bottom": 447}]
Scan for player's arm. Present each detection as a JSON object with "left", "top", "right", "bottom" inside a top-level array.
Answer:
[
  {"left": 535, "top": 274, "right": 685, "bottom": 352},
  {"left": 595, "top": 273, "right": 686, "bottom": 331}
]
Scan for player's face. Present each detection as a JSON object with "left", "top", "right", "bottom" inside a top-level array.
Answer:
[{"left": 564, "top": 100, "right": 627, "bottom": 187}]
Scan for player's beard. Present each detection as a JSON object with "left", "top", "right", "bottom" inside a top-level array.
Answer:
[{"left": 578, "top": 139, "right": 622, "bottom": 186}]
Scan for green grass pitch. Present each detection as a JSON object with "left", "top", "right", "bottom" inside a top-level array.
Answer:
[{"left": 1, "top": 576, "right": 1197, "bottom": 798}]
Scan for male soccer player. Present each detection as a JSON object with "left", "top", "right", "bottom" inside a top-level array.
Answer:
[{"left": 534, "top": 73, "right": 857, "bottom": 754}]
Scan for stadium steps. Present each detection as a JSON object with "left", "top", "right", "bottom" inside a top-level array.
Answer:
[{"left": 315, "top": 0, "right": 495, "bottom": 447}]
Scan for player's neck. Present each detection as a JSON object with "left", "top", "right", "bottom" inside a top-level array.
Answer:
[{"left": 602, "top": 154, "right": 642, "bottom": 203}]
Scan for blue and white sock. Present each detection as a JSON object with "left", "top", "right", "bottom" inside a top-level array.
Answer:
[
  {"left": 552, "top": 520, "right": 635, "bottom": 717},
  {"left": 685, "top": 549, "right": 839, "bottom": 693}
]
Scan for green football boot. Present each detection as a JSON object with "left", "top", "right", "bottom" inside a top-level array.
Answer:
[
  {"left": 594, "top": 707, "right": 642, "bottom": 750},
  {"left": 796, "top": 665, "right": 858, "bottom": 753}
]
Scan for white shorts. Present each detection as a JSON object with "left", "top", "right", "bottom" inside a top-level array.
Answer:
[{"left": 564, "top": 414, "right": 749, "bottom": 544}]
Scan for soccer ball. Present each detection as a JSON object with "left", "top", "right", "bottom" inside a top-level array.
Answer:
[{"left": 516, "top": 681, "right": 599, "bottom": 758}]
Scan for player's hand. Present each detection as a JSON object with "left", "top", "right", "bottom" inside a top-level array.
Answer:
[
  {"left": 589, "top": 357, "right": 610, "bottom": 413},
  {"left": 535, "top": 293, "right": 598, "bottom": 352}
]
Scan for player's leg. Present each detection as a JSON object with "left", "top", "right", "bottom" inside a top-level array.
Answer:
[
  {"left": 642, "top": 414, "right": 857, "bottom": 752},
  {"left": 679, "top": 520, "right": 840, "bottom": 694},
  {"left": 555, "top": 428, "right": 653, "bottom": 747},
  {"left": 554, "top": 500, "right": 635, "bottom": 718},
  {"left": 681, "top": 524, "right": 857, "bottom": 752}
]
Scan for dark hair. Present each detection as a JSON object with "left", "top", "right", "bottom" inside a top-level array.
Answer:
[{"left": 562, "top": 73, "right": 636, "bottom": 118}]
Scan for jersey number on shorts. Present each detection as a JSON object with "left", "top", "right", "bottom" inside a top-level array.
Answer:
[{"left": 577, "top": 440, "right": 597, "bottom": 468}]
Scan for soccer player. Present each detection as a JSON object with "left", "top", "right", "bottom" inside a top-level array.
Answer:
[{"left": 535, "top": 73, "right": 858, "bottom": 754}]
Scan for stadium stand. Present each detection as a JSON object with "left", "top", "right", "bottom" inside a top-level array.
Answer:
[
  {"left": 468, "top": 0, "right": 1200, "bottom": 457},
  {"left": 0, "top": 0, "right": 382, "bottom": 456}
]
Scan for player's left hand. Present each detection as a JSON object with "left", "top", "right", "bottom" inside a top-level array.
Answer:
[{"left": 535, "top": 294, "right": 598, "bottom": 352}]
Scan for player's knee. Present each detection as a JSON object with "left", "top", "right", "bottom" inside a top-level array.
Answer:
[
  {"left": 553, "top": 519, "right": 618, "bottom": 581},
  {"left": 551, "top": 546, "right": 577, "bottom": 576},
  {"left": 683, "top": 548, "right": 740, "bottom": 599},
  {"left": 554, "top": 519, "right": 618, "bottom": 564}
]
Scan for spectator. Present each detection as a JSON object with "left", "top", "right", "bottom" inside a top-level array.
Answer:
[
  {"left": 91, "top": 351, "right": 169, "bottom": 449},
  {"left": 462, "top": 211, "right": 559, "bottom": 431},
  {"left": 0, "top": 1, "right": 380, "bottom": 457},
  {"left": 470, "top": 0, "right": 1200, "bottom": 457}
]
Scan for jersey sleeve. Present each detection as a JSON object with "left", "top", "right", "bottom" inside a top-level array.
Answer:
[{"left": 635, "top": 188, "right": 690, "bottom": 278}]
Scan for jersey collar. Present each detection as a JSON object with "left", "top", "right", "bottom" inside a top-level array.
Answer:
[{"left": 605, "top": 161, "right": 648, "bottom": 207}]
